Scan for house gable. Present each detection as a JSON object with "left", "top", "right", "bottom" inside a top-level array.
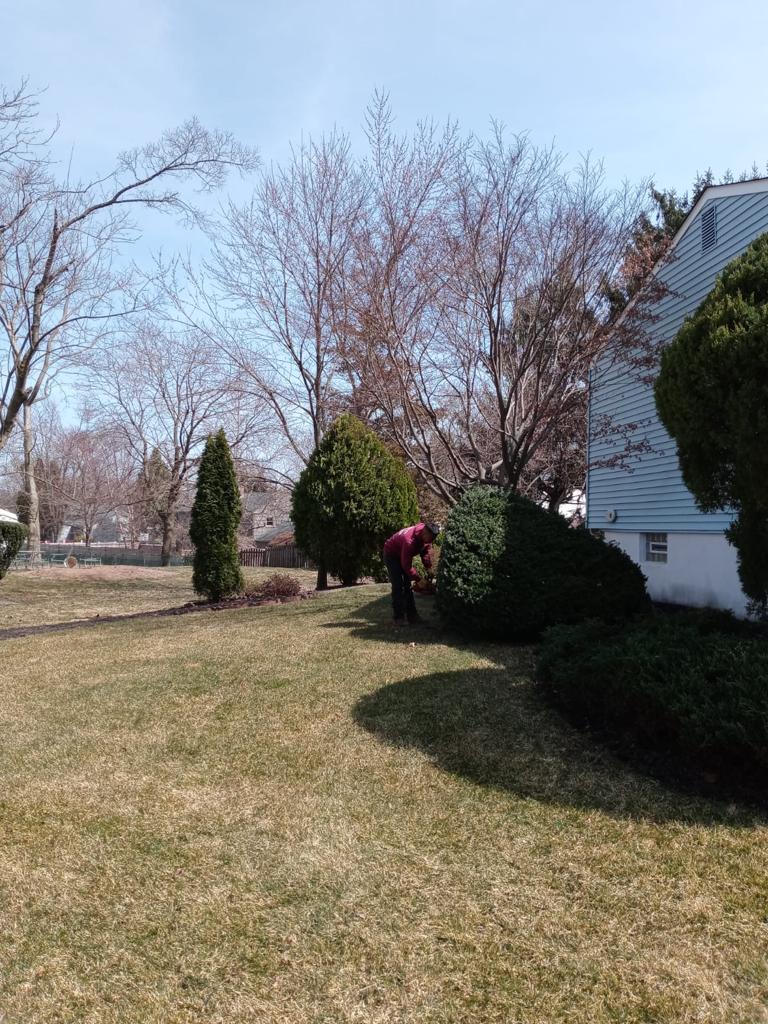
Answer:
[{"left": 587, "top": 184, "right": 768, "bottom": 534}]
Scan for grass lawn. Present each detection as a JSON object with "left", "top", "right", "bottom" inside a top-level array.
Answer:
[
  {"left": 0, "top": 565, "right": 317, "bottom": 629},
  {"left": 0, "top": 580, "right": 766, "bottom": 1022}
]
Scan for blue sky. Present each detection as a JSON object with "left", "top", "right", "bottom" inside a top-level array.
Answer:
[{"left": 4, "top": 0, "right": 768, "bottom": 241}]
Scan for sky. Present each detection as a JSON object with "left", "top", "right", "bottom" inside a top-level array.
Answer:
[
  {"left": 4, "top": 0, "right": 768, "bottom": 201},
  {"left": 1, "top": 0, "right": 767, "bottom": 464}
]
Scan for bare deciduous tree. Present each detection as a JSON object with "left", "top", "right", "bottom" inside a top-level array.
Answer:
[
  {"left": 199, "top": 130, "right": 368, "bottom": 466},
  {"left": 91, "top": 322, "right": 257, "bottom": 565},
  {"left": 50, "top": 417, "right": 136, "bottom": 547},
  {"left": 347, "top": 120, "right": 652, "bottom": 510},
  {"left": 167, "top": 99, "right": 658, "bottom": 520},
  {"left": 0, "top": 111, "right": 255, "bottom": 451},
  {"left": 0, "top": 82, "right": 256, "bottom": 558}
]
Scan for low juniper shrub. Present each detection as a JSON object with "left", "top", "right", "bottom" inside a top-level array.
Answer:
[{"left": 538, "top": 611, "right": 768, "bottom": 787}]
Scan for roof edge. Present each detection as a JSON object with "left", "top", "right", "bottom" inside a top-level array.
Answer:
[{"left": 670, "top": 176, "right": 768, "bottom": 250}]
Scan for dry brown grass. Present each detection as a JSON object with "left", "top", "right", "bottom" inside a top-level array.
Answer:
[
  {"left": 0, "top": 565, "right": 317, "bottom": 629},
  {"left": 0, "top": 584, "right": 766, "bottom": 1022}
]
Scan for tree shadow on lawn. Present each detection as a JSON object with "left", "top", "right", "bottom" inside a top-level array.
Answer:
[{"left": 338, "top": 596, "right": 766, "bottom": 826}]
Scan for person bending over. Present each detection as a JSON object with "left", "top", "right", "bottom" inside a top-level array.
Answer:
[{"left": 383, "top": 521, "right": 440, "bottom": 626}]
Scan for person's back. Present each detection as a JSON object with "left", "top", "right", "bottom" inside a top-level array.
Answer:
[
  {"left": 383, "top": 524, "right": 424, "bottom": 564},
  {"left": 382, "top": 521, "right": 439, "bottom": 625}
]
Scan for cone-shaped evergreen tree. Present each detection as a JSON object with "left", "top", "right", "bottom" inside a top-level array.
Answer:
[
  {"left": 292, "top": 414, "right": 418, "bottom": 587},
  {"left": 190, "top": 430, "right": 244, "bottom": 600}
]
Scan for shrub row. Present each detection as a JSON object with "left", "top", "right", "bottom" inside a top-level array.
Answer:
[{"left": 538, "top": 612, "right": 768, "bottom": 784}]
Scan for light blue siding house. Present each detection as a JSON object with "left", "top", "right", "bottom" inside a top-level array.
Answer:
[{"left": 588, "top": 179, "right": 768, "bottom": 614}]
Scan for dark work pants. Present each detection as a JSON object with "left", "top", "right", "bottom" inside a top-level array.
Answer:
[{"left": 385, "top": 553, "right": 417, "bottom": 622}]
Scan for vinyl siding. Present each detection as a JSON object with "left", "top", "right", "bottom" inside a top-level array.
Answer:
[{"left": 587, "top": 190, "right": 768, "bottom": 533}]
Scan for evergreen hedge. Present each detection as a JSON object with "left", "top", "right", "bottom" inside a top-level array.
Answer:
[
  {"left": 190, "top": 430, "right": 244, "bottom": 601},
  {"left": 538, "top": 612, "right": 768, "bottom": 786},
  {"left": 0, "top": 521, "right": 28, "bottom": 581},
  {"left": 436, "top": 486, "right": 648, "bottom": 640},
  {"left": 292, "top": 415, "right": 418, "bottom": 586}
]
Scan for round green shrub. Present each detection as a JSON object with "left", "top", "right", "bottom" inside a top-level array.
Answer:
[
  {"left": 292, "top": 415, "right": 418, "bottom": 586},
  {"left": 436, "top": 487, "right": 648, "bottom": 640},
  {"left": 538, "top": 613, "right": 768, "bottom": 784},
  {"left": 0, "top": 521, "right": 28, "bottom": 581}
]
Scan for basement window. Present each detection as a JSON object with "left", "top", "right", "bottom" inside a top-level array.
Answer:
[
  {"left": 644, "top": 533, "right": 668, "bottom": 563},
  {"left": 701, "top": 205, "right": 717, "bottom": 251}
]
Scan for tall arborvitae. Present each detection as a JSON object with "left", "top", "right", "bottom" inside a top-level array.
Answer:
[{"left": 190, "top": 430, "right": 244, "bottom": 600}]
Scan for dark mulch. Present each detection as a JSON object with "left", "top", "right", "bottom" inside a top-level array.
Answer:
[{"left": 0, "top": 591, "right": 315, "bottom": 641}]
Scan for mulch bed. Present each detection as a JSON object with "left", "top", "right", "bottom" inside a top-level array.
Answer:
[{"left": 0, "top": 591, "right": 316, "bottom": 640}]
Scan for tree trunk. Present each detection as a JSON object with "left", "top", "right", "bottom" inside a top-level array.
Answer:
[
  {"left": 316, "top": 562, "right": 328, "bottom": 591},
  {"left": 160, "top": 511, "right": 174, "bottom": 567},
  {"left": 22, "top": 404, "right": 42, "bottom": 565}
]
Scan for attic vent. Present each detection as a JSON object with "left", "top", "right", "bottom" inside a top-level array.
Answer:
[{"left": 701, "top": 205, "right": 717, "bottom": 251}]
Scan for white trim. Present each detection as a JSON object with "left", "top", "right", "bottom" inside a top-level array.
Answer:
[
  {"left": 670, "top": 177, "right": 768, "bottom": 249},
  {"left": 608, "top": 177, "right": 768, "bottom": 335}
]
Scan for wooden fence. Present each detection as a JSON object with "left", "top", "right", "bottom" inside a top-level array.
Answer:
[{"left": 239, "top": 543, "right": 314, "bottom": 571}]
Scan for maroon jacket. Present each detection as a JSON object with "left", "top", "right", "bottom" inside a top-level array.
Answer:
[{"left": 383, "top": 523, "right": 433, "bottom": 580}]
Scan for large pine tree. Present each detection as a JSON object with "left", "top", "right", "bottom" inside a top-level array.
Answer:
[
  {"left": 190, "top": 430, "right": 244, "bottom": 601},
  {"left": 292, "top": 414, "right": 418, "bottom": 588}
]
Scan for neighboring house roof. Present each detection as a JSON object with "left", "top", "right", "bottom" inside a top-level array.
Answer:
[
  {"left": 0, "top": 507, "right": 19, "bottom": 524},
  {"left": 243, "top": 491, "right": 292, "bottom": 515},
  {"left": 251, "top": 522, "right": 295, "bottom": 545}
]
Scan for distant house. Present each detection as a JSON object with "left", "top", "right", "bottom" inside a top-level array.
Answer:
[
  {"left": 250, "top": 522, "right": 295, "bottom": 546},
  {"left": 0, "top": 507, "right": 19, "bottom": 524},
  {"left": 588, "top": 178, "right": 768, "bottom": 615},
  {"left": 242, "top": 490, "right": 292, "bottom": 541}
]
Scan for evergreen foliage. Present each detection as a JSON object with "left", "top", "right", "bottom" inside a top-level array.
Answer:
[
  {"left": 436, "top": 487, "right": 648, "bottom": 640},
  {"left": 140, "top": 448, "right": 172, "bottom": 529},
  {"left": 655, "top": 232, "right": 768, "bottom": 613},
  {"left": 190, "top": 430, "right": 244, "bottom": 601},
  {"left": 291, "top": 414, "right": 418, "bottom": 586},
  {"left": 15, "top": 489, "right": 31, "bottom": 526},
  {"left": 0, "top": 521, "right": 28, "bottom": 580},
  {"left": 539, "top": 612, "right": 768, "bottom": 788}
]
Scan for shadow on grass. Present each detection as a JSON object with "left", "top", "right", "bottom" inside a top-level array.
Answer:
[
  {"left": 353, "top": 666, "right": 767, "bottom": 826},
  {"left": 322, "top": 593, "right": 459, "bottom": 647},
  {"left": 342, "top": 597, "right": 766, "bottom": 826}
]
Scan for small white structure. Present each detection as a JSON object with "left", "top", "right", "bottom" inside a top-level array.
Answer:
[{"left": 0, "top": 507, "right": 19, "bottom": 524}]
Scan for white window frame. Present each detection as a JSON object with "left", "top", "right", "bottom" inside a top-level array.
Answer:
[{"left": 643, "top": 532, "right": 668, "bottom": 563}]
